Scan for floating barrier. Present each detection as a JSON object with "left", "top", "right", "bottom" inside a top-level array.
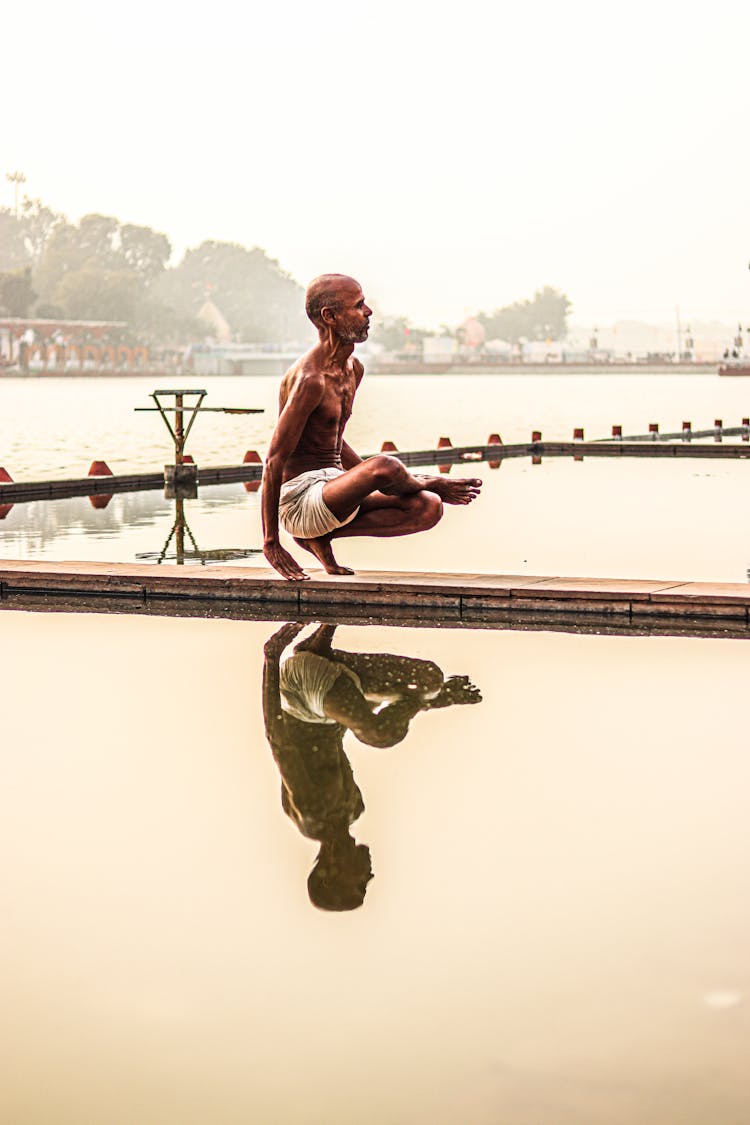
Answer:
[{"left": 3, "top": 422, "right": 750, "bottom": 506}]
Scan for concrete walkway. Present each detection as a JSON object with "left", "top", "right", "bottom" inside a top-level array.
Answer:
[{"left": 1, "top": 560, "right": 749, "bottom": 628}]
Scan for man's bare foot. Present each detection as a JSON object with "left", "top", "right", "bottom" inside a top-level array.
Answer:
[
  {"left": 422, "top": 477, "right": 482, "bottom": 505},
  {"left": 423, "top": 675, "right": 482, "bottom": 708},
  {"left": 294, "top": 535, "right": 355, "bottom": 575}
]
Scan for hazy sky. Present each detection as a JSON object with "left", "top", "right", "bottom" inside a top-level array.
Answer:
[{"left": 2, "top": 0, "right": 748, "bottom": 327}]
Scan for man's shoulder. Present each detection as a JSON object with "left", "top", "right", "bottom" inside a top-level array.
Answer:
[{"left": 282, "top": 356, "right": 327, "bottom": 393}]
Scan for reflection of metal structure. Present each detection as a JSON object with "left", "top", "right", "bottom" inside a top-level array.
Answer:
[
  {"left": 135, "top": 388, "right": 264, "bottom": 498},
  {"left": 135, "top": 494, "right": 262, "bottom": 565}
]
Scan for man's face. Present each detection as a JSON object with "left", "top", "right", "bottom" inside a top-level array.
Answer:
[{"left": 330, "top": 282, "right": 372, "bottom": 344}]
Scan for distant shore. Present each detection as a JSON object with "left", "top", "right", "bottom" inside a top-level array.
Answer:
[
  {"left": 0, "top": 360, "right": 726, "bottom": 379},
  {"left": 366, "top": 361, "right": 720, "bottom": 376}
]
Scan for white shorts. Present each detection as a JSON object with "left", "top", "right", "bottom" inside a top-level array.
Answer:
[
  {"left": 278, "top": 467, "right": 360, "bottom": 539},
  {"left": 279, "top": 651, "right": 362, "bottom": 725}
]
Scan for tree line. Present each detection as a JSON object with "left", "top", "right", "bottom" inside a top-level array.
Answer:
[
  {"left": 371, "top": 286, "right": 572, "bottom": 350},
  {"left": 1, "top": 196, "right": 572, "bottom": 348},
  {"left": 0, "top": 198, "right": 308, "bottom": 344}
]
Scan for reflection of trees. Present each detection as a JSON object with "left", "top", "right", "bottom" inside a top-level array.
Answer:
[{"left": 262, "top": 623, "right": 481, "bottom": 912}]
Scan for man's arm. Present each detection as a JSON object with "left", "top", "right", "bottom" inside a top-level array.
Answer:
[
  {"left": 262, "top": 373, "right": 324, "bottom": 580},
  {"left": 340, "top": 440, "right": 363, "bottom": 469},
  {"left": 262, "top": 623, "right": 304, "bottom": 745}
]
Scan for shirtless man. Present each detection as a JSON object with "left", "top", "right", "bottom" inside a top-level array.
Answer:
[{"left": 262, "top": 273, "right": 482, "bottom": 581}]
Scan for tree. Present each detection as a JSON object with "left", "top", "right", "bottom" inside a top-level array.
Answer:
[
  {"left": 154, "top": 240, "right": 308, "bottom": 343},
  {"left": 479, "top": 286, "right": 572, "bottom": 343},
  {"left": 0, "top": 209, "right": 28, "bottom": 272},
  {"left": 54, "top": 268, "right": 139, "bottom": 323},
  {"left": 34, "top": 213, "right": 173, "bottom": 327},
  {"left": 120, "top": 223, "right": 171, "bottom": 286},
  {"left": 19, "top": 197, "right": 65, "bottom": 266},
  {"left": 370, "top": 315, "right": 429, "bottom": 352},
  {"left": 0, "top": 268, "right": 37, "bottom": 316}
]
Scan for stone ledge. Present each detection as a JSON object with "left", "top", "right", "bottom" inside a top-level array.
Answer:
[{"left": 1, "top": 561, "right": 749, "bottom": 625}]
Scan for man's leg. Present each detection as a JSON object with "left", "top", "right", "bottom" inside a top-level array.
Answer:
[
  {"left": 321, "top": 455, "right": 480, "bottom": 521},
  {"left": 293, "top": 456, "right": 481, "bottom": 574},
  {"left": 294, "top": 490, "right": 443, "bottom": 574}
]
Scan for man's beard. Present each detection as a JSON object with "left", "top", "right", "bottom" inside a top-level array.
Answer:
[{"left": 339, "top": 322, "right": 369, "bottom": 344}]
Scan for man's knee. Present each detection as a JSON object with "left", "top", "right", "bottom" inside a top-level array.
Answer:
[{"left": 368, "top": 454, "right": 405, "bottom": 491}]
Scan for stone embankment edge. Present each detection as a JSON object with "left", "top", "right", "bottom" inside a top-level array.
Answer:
[{"left": 0, "top": 563, "right": 749, "bottom": 629}]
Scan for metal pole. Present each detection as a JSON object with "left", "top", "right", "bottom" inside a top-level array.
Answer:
[
  {"left": 175, "top": 393, "right": 184, "bottom": 464},
  {"left": 175, "top": 496, "right": 185, "bottom": 562}
]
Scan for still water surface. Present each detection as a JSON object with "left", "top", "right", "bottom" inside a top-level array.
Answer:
[
  {"left": 2, "top": 372, "right": 750, "bottom": 580},
  {"left": 2, "top": 608, "right": 749, "bottom": 1124},
  {"left": 2, "top": 371, "right": 750, "bottom": 478}
]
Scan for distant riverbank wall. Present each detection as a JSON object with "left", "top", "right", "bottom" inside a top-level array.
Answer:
[
  {"left": 1, "top": 359, "right": 722, "bottom": 379},
  {"left": 366, "top": 361, "right": 719, "bottom": 376}
]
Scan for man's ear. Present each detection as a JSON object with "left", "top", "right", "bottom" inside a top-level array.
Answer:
[{"left": 321, "top": 306, "right": 337, "bottom": 325}]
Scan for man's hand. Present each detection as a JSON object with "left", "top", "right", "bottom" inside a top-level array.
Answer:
[
  {"left": 263, "top": 621, "right": 305, "bottom": 657},
  {"left": 264, "top": 540, "right": 310, "bottom": 581}
]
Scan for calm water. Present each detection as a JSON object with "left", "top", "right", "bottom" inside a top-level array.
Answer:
[
  {"left": 1, "top": 372, "right": 750, "bottom": 580},
  {"left": 3, "top": 373, "right": 750, "bottom": 1122},
  {"left": 2, "top": 608, "right": 749, "bottom": 1124},
  {"left": 2, "top": 371, "right": 750, "bottom": 479}
]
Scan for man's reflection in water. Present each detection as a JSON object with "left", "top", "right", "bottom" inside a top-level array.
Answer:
[{"left": 262, "top": 622, "right": 481, "bottom": 911}]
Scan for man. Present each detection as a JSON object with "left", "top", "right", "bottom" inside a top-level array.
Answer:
[{"left": 261, "top": 273, "right": 482, "bottom": 580}]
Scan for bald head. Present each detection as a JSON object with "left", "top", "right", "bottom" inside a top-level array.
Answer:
[{"left": 305, "top": 273, "right": 360, "bottom": 329}]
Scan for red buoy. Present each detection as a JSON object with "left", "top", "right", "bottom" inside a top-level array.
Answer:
[
  {"left": 487, "top": 433, "right": 502, "bottom": 470},
  {"left": 573, "top": 427, "right": 584, "bottom": 440},
  {"left": 0, "top": 467, "right": 13, "bottom": 483},
  {"left": 88, "top": 460, "right": 113, "bottom": 476},
  {"left": 612, "top": 425, "right": 622, "bottom": 438},
  {"left": 531, "top": 430, "right": 542, "bottom": 443},
  {"left": 243, "top": 449, "right": 262, "bottom": 491},
  {"left": 381, "top": 440, "right": 398, "bottom": 452},
  {"left": 437, "top": 436, "right": 452, "bottom": 474}
]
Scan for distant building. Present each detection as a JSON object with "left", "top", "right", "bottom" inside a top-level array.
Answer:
[{"left": 197, "top": 299, "right": 232, "bottom": 343}]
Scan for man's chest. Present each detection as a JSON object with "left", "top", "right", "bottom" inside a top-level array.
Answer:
[{"left": 316, "top": 375, "right": 357, "bottom": 428}]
